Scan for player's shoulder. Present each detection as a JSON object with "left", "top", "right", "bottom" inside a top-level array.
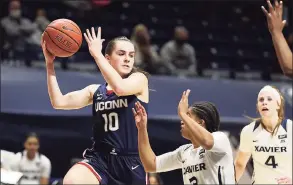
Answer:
[
  {"left": 283, "top": 119, "right": 292, "bottom": 131},
  {"left": 129, "top": 71, "right": 149, "bottom": 81},
  {"left": 40, "top": 154, "right": 51, "bottom": 165},
  {"left": 212, "top": 131, "right": 229, "bottom": 139},
  {"left": 14, "top": 152, "right": 23, "bottom": 159},
  {"left": 184, "top": 43, "right": 195, "bottom": 51},
  {"left": 177, "top": 144, "right": 193, "bottom": 153},
  {"left": 212, "top": 131, "right": 230, "bottom": 144},
  {"left": 286, "top": 119, "right": 292, "bottom": 125},
  {"left": 88, "top": 84, "right": 100, "bottom": 90},
  {"left": 242, "top": 120, "right": 259, "bottom": 133},
  {"left": 87, "top": 84, "right": 100, "bottom": 94}
]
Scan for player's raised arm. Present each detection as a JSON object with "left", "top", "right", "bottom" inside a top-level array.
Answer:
[
  {"left": 42, "top": 40, "right": 98, "bottom": 110},
  {"left": 84, "top": 27, "right": 148, "bottom": 97},
  {"left": 262, "top": 0, "right": 293, "bottom": 77},
  {"left": 177, "top": 90, "right": 215, "bottom": 150},
  {"left": 133, "top": 102, "right": 182, "bottom": 172},
  {"left": 132, "top": 102, "right": 156, "bottom": 172}
]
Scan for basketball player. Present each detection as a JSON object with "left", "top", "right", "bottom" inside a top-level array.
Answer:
[
  {"left": 41, "top": 27, "right": 149, "bottom": 184},
  {"left": 261, "top": 0, "right": 292, "bottom": 78},
  {"left": 11, "top": 132, "right": 51, "bottom": 185},
  {"left": 235, "top": 85, "right": 292, "bottom": 184},
  {"left": 133, "top": 90, "right": 236, "bottom": 184}
]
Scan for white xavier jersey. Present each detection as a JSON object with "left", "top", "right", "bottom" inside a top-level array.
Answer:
[
  {"left": 1, "top": 150, "right": 16, "bottom": 170},
  {"left": 156, "top": 132, "right": 235, "bottom": 184},
  {"left": 239, "top": 119, "right": 292, "bottom": 184},
  {"left": 11, "top": 150, "right": 51, "bottom": 184}
]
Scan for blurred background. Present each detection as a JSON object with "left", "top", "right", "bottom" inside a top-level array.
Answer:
[{"left": 1, "top": 0, "right": 292, "bottom": 184}]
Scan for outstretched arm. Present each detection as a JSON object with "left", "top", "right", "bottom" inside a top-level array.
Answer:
[
  {"left": 177, "top": 90, "right": 214, "bottom": 150},
  {"left": 42, "top": 40, "right": 97, "bottom": 110},
  {"left": 133, "top": 102, "right": 156, "bottom": 172},
  {"left": 84, "top": 27, "right": 148, "bottom": 96},
  {"left": 262, "top": 0, "right": 292, "bottom": 77},
  {"left": 133, "top": 102, "right": 182, "bottom": 172}
]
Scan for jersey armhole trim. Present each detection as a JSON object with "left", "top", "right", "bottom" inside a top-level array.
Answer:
[
  {"left": 281, "top": 119, "right": 288, "bottom": 132},
  {"left": 253, "top": 120, "right": 261, "bottom": 132}
]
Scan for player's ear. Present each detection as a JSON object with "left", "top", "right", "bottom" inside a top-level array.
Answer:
[
  {"left": 105, "top": 54, "right": 110, "bottom": 62},
  {"left": 200, "top": 119, "right": 205, "bottom": 127}
]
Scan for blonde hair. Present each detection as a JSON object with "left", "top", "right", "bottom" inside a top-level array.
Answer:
[
  {"left": 130, "top": 24, "right": 148, "bottom": 42},
  {"left": 245, "top": 86, "right": 285, "bottom": 136}
]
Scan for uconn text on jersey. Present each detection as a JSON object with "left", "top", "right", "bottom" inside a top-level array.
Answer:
[{"left": 94, "top": 99, "right": 128, "bottom": 112}]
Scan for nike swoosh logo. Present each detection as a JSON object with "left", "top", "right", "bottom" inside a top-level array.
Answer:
[
  {"left": 131, "top": 165, "right": 139, "bottom": 170},
  {"left": 253, "top": 140, "right": 258, "bottom": 142},
  {"left": 62, "top": 26, "right": 80, "bottom": 35}
]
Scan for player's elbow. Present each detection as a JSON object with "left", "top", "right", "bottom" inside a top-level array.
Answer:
[
  {"left": 51, "top": 102, "right": 64, "bottom": 109},
  {"left": 112, "top": 85, "right": 135, "bottom": 97},
  {"left": 234, "top": 158, "right": 247, "bottom": 171},
  {"left": 144, "top": 164, "right": 156, "bottom": 173},
  {"left": 50, "top": 98, "right": 68, "bottom": 110},
  {"left": 142, "top": 157, "right": 156, "bottom": 173},
  {"left": 200, "top": 135, "right": 214, "bottom": 150},
  {"left": 112, "top": 86, "right": 126, "bottom": 97}
]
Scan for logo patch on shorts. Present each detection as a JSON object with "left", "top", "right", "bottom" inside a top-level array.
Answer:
[{"left": 131, "top": 165, "right": 139, "bottom": 170}]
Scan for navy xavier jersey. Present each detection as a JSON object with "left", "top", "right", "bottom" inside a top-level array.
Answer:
[{"left": 91, "top": 83, "right": 148, "bottom": 152}]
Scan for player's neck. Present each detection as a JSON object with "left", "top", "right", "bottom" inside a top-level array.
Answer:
[
  {"left": 261, "top": 116, "right": 279, "bottom": 132},
  {"left": 191, "top": 141, "right": 200, "bottom": 149},
  {"left": 26, "top": 152, "right": 36, "bottom": 160}
]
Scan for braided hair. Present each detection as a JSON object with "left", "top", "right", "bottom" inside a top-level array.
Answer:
[{"left": 190, "top": 101, "right": 220, "bottom": 133}]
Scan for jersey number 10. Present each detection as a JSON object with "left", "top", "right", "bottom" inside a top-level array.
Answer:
[{"left": 102, "top": 112, "right": 119, "bottom": 132}]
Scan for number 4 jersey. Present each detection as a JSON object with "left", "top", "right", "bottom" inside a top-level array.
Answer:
[
  {"left": 91, "top": 83, "right": 148, "bottom": 151},
  {"left": 155, "top": 132, "right": 236, "bottom": 184},
  {"left": 239, "top": 119, "right": 292, "bottom": 184}
]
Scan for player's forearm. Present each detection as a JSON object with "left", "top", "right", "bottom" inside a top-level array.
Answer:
[
  {"left": 179, "top": 113, "right": 214, "bottom": 149},
  {"left": 46, "top": 63, "right": 65, "bottom": 108},
  {"left": 137, "top": 128, "right": 157, "bottom": 172},
  {"left": 234, "top": 161, "right": 246, "bottom": 182},
  {"left": 93, "top": 53, "right": 124, "bottom": 93},
  {"left": 271, "top": 32, "right": 293, "bottom": 76}
]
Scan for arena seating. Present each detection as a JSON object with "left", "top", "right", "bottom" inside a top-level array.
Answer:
[{"left": 2, "top": 0, "right": 291, "bottom": 79}]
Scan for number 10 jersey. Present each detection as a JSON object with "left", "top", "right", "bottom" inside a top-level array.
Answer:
[{"left": 91, "top": 83, "right": 148, "bottom": 152}]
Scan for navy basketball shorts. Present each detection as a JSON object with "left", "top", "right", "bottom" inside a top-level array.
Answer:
[{"left": 77, "top": 148, "right": 147, "bottom": 185}]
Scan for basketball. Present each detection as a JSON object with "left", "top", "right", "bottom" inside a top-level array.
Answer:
[{"left": 43, "top": 19, "right": 82, "bottom": 57}]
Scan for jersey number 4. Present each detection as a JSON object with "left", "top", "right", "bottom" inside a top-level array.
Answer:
[
  {"left": 265, "top": 155, "right": 278, "bottom": 168},
  {"left": 102, "top": 112, "right": 119, "bottom": 132}
]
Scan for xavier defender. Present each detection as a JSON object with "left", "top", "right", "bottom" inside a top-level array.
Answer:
[
  {"left": 235, "top": 85, "right": 292, "bottom": 184},
  {"left": 133, "top": 90, "right": 236, "bottom": 185}
]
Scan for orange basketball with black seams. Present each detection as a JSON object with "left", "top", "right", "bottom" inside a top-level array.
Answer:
[{"left": 43, "top": 19, "right": 82, "bottom": 57}]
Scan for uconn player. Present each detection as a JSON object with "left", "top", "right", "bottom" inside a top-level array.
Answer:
[
  {"left": 41, "top": 27, "right": 149, "bottom": 184},
  {"left": 11, "top": 133, "right": 51, "bottom": 185},
  {"left": 133, "top": 90, "right": 235, "bottom": 184},
  {"left": 235, "top": 85, "right": 292, "bottom": 184}
]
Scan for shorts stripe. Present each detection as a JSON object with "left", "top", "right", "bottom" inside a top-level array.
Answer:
[{"left": 77, "top": 161, "right": 102, "bottom": 182}]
